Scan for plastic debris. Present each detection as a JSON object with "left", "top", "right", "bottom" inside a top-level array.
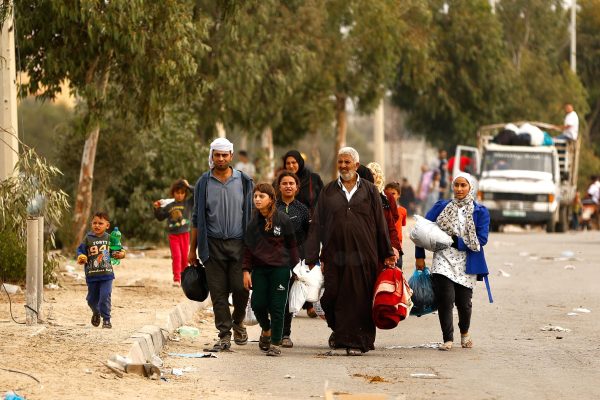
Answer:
[
  {"left": 172, "top": 368, "right": 184, "bottom": 376},
  {"left": 567, "top": 312, "right": 579, "bottom": 316},
  {"left": 497, "top": 269, "right": 511, "bottom": 277},
  {"left": 284, "top": 374, "right": 295, "bottom": 379},
  {"left": 385, "top": 342, "right": 440, "bottom": 349},
  {"left": 167, "top": 352, "right": 217, "bottom": 358},
  {"left": 561, "top": 250, "right": 575, "bottom": 258},
  {"left": 177, "top": 326, "right": 200, "bottom": 337},
  {"left": 573, "top": 307, "right": 591, "bottom": 313},
  {"left": 410, "top": 373, "right": 437, "bottom": 378},
  {"left": 3, "top": 391, "right": 25, "bottom": 400},
  {"left": 564, "top": 265, "right": 576, "bottom": 270},
  {"left": 62, "top": 264, "right": 76, "bottom": 273},
  {"left": 151, "top": 355, "right": 163, "bottom": 367},
  {"left": 1, "top": 283, "right": 21, "bottom": 294},
  {"left": 44, "top": 283, "right": 59, "bottom": 290},
  {"left": 540, "top": 325, "right": 571, "bottom": 332}
]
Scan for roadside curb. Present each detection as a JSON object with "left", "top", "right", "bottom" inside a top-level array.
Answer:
[{"left": 124, "top": 298, "right": 211, "bottom": 364}]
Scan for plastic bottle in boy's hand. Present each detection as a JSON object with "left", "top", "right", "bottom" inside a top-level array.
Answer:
[{"left": 109, "top": 227, "right": 122, "bottom": 265}]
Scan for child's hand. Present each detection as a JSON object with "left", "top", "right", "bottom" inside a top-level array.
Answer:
[
  {"left": 77, "top": 254, "right": 87, "bottom": 265},
  {"left": 113, "top": 250, "right": 126, "bottom": 260},
  {"left": 153, "top": 201, "right": 161, "bottom": 209}
]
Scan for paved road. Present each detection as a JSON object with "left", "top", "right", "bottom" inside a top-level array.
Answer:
[{"left": 164, "top": 230, "right": 600, "bottom": 399}]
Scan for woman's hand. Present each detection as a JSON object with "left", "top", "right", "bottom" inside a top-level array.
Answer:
[
  {"left": 243, "top": 271, "right": 252, "bottom": 291},
  {"left": 187, "top": 250, "right": 197, "bottom": 266},
  {"left": 415, "top": 258, "right": 425, "bottom": 271}
]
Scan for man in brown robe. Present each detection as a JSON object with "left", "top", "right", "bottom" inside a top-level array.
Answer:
[{"left": 305, "top": 147, "right": 396, "bottom": 355}]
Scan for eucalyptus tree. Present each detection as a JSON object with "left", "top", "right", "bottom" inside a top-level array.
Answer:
[
  {"left": 16, "top": 1, "right": 208, "bottom": 250},
  {"left": 393, "top": 0, "right": 513, "bottom": 146}
]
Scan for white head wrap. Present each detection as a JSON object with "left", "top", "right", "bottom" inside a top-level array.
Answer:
[{"left": 209, "top": 138, "right": 234, "bottom": 169}]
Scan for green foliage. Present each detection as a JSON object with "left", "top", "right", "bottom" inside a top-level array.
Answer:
[
  {"left": 0, "top": 229, "right": 26, "bottom": 283},
  {"left": 18, "top": 98, "right": 74, "bottom": 163},
  {"left": 54, "top": 106, "right": 209, "bottom": 244},
  {"left": 0, "top": 139, "right": 70, "bottom": 282},
  {"left": 16, "top": 1, "right": 207, "bottom": 122},
  {"left": 394, "top": 0, "right": 510, "bottom": 146},
  {"left": 578, "top": 0, "right": 600, "bottom": 145}
]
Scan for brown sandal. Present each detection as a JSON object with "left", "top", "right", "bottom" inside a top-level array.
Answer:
[
  {"left": 461, "top": 334, "right": 473, "bottom": 348},
  {"left": 438, "top": 341, "right": 453, "bottom": 351}
]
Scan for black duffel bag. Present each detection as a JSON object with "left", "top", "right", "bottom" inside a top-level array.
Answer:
[{"left": 181, "top": 263, "right": 209, "bottom": 302}]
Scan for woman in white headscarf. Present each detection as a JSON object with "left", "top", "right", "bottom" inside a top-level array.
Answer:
[{"left": 415, "top": 172, "right": 490, "bottom": 351}]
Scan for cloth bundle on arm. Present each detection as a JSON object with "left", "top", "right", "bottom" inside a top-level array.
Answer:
[{"left": 372, "top": 267, "right": 413, "bottom": 329}]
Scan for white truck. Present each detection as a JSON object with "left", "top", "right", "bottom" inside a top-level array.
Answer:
[{"left": 453, "top": 122, "right": 579, "bottom": 233}]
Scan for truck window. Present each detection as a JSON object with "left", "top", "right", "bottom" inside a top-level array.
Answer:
[{"left": 483, "top": 152, "right": 553, "bottom": 174}]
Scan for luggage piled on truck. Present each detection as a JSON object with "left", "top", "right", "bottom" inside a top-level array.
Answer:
[{"left": 492, "top": 123, "right": 554, "bottom": 147}]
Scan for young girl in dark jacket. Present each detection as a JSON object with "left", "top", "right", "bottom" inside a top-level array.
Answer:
[{"left": 242, "top": 183, "right": 299, "bottom": 357}]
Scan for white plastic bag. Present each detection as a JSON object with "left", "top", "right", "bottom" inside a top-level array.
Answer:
[
  {"left": 409, "top": 215, "right": 453, "bottom": 252},
  {"left": 305, "top": 266, "right": 324, "bottom": 302},
  {"left": 288, "top": 280, "right": 308, "bottom": 314},
  {"left": 292, "top": 261, "right": 324, "bottom": 302},
  {"left": 243, "top": 290, "right": 258, "bottom": 326}
]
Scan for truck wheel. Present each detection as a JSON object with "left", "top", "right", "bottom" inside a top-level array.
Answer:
[
  {"left": 546, "top": 213, "right": 557, "bottom": 233},
  {"left": 557, "top": 206, "right": 569, "bottom": 233}
]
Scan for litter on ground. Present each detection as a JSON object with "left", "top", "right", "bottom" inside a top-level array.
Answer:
[
  {"left": 564, "top": 265, "right": 576, "bottom": 270},
  {"left": 497, "top": 269, "right": 511, "bottom": 277},
  {"left": 385, "top": 343, "right": 440, "bottom": 349},
  {"left": 167, "top": 352, "right": 218, "bottom": 358},
  {"left": 410, "top": 373, "right": 437, "bottom": 378},
  {"left": 573, "top": 307, "right": 591, "bottom": 313},
  {"left": 540, "top": 325, "right": 571, "bottom": 332}
]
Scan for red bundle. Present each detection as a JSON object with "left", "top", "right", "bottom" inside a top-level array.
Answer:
[{"left": 372, "top": 267, "right": 413, "bottom": 329}]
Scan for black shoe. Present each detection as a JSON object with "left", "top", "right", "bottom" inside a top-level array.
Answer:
[
  {"left": 91, "top": 313, "right": 101, "bottom": 327},
  {"left": 328, "top": 332, "right": 336, "bottom": 349},
  {"left": 102, "top": 319, "right": 112, "bottom": 329},
  {"left": 259, "top": 332, "right": 271, "bottom": 352},
  {"left": 281, "top": 336, "right": 293, "bottom": 348},
  {"left": 232, "top": 322, "right": 248, "bottom": 345}
]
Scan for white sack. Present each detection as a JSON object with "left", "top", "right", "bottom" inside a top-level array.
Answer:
[
  {"left": 409, "top": 215, "right": 453, "bottom": 252},
  {"left": 519, "top": 123, "right": 545, "bottom": 146},
  {"left": 243, "top": 290, "right": 258, "bottom": 326},
  {"left": 288, "top": 280, "right": 308, "bottom": 314}
]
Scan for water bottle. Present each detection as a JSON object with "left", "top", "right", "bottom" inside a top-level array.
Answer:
[{"left": 109, "top": 227, "right": 122, "bottom": 265}]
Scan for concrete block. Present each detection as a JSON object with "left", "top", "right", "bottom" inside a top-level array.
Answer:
[{"left": 128, "top": 340, "right": 146, "bottom": 364}]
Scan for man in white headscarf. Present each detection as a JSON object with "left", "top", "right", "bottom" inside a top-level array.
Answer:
[{"left": 189, "top": 137, "right": 254, "bottom": 351}]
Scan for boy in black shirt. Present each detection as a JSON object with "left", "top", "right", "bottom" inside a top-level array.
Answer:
[{"left": 77, "top": 211, "right": 125, "bottom": 328}]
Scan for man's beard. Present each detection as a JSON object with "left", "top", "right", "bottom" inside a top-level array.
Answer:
[
  {"left": 214, "top": 163, "right": 230, "bottom": 171},
  {"left": 339, "top": 170, "right": 355, "bottom": 181}
]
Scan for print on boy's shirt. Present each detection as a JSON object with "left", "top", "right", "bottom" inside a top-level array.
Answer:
[{"left": 84, "top": 235, "right": 114, "bottom": 277}]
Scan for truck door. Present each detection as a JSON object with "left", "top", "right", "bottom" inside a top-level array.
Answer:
[{"left": 452, "top": 145, "right": 481, "bottom": 179}]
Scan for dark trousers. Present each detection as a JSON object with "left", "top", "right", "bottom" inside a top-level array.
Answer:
[
  {"left": 205, "top": 238, "right": 249, "bottom": 339},
  {"left": 86, "top": 279, "right": 112, "bottom": 320},
  {"left": 251, "top": 266, "right": 290, "bottom": 345},
  {"left": 283, "top": 276, "right": 294, "bottom": 337},
  {"left": 432, "top": 273, "right": 473, "bottom": 342}
]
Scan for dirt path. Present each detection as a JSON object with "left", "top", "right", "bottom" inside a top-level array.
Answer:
[{"left": 2, "top": 231, "right": 600, "bottom": 399}]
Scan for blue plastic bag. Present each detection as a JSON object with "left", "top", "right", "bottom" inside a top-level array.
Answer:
[{"left": 409, "top": 267, "right": 437, "bottom": 317}]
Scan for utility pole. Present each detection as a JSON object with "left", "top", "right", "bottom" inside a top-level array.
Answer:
[
  {"left": 0, "top": 6, "right": 19, "bottom": 180},
  {"left": 570, "top": 0, "right": 576, "bottom": 74}
]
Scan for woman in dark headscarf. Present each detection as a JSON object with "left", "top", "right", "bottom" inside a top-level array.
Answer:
[
  {"left": 279, "top": 150, "right": 324, "bottom": 318},
  {"left": 281, "top": 150, "right": 324, "bottom": 216},
  {"left": 415, "top": 172, "right": 490, "bottom": 351}
]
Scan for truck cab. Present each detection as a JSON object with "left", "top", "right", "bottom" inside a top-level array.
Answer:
[{"left": 453, "top": 122, "right": 578, "bottom": 233}]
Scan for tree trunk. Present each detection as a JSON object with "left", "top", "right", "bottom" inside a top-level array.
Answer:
[
  {"left": 333, "top": 94, "right": 347, "bottom": 180},
  {"left": 310, "top": 129, "right": 321, "bottom": 172},
  {"left": 69, "top": 63, "right": 110, "bottom": 252},
  {"left": 261, "top": 126, "right": 274, "bottom": 181}
]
